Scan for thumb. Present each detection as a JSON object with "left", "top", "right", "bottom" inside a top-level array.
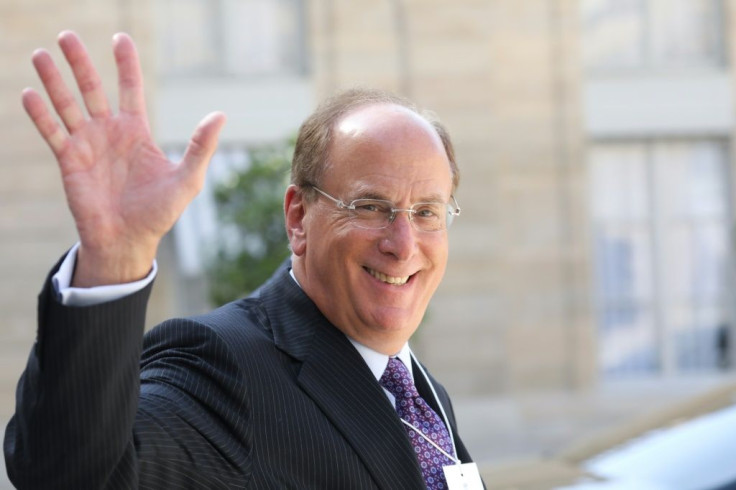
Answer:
[{"left": 180, "top": 111, "right": 227, "bottom": 184}]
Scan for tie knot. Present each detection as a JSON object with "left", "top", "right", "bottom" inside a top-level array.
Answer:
[{"left": 379, "top": 357, "right": 419, "bottom": 400}]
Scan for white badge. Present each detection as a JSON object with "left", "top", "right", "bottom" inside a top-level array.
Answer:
[{"left": 443, "top": 462, "right": 484, "bottom": 490}]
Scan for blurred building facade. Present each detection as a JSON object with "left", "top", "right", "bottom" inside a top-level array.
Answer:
[
  {"left": 582, "top": 0, "right": 736, "bottom": 381},
  {"left": 2, "top": 0, "right": 736, "bottom": 403}
]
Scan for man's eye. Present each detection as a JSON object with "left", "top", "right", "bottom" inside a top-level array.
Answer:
[
  {"left": 355, "top": 202, "right": 390, "bottom": 213},
  {"left": 415, "top": 205, "right": 441, "bottom": 219}
]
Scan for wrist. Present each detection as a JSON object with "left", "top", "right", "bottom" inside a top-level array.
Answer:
[{"left": 72, "top": 242, "right": 157, "bottom": 287}]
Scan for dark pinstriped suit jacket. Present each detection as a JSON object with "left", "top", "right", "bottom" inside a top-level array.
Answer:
[{"left": 5, "top": 258, "right": 475, "bottom": 489}]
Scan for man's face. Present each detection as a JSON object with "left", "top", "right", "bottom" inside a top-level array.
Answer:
[{"left": 288, "top": 104, "right": 454, "bottom": 355}]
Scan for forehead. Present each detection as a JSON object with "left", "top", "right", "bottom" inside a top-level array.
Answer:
[
  {"left": 334, "top": 103, "right": 440, "bottom": 147},
  {"left": 326, "top": 104, "right": 453, "bottom": 197}
]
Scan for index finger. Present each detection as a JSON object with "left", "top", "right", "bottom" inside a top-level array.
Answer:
[{"left": 113, "top": 33, "right": 146, "bottom": 117}]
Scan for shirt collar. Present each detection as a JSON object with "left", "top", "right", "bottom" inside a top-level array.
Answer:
[{"left": 348, "top": 337, "right": 413, "bottom": 382}]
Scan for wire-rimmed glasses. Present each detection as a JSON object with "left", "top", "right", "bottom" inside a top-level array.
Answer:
[{"left": 310, "top": 186, "right": 461, "bottom": 232}]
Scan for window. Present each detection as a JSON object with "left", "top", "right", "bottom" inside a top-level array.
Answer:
[
  {"left": 157, "top": 0, "right": 307, "bottom": 77},
  {"left": 590, "top": 140, "right": 733, "bottom": 376},
  {"left": 581, "top": 0, "right": 723, "bottom": 70}
]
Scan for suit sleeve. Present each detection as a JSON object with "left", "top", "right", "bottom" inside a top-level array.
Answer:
[
  {"left": 3, "top": 260, "right": 250, "bottom": 489},
  {"left": 4, "top": 258, "right": 151, "bottom": 489}
]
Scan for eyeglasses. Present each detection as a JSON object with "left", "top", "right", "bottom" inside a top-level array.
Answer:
[{"left": 310, "top": 186, "right": 461, "bottom": 232}]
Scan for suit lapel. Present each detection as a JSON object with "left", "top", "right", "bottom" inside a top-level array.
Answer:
[{"left": 259, "top": 264, "right": 425, "bottom": 489}]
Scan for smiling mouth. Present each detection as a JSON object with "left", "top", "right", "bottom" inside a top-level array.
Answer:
[{"left": 365, "top": 267, "right": 411, "bottom": 286}]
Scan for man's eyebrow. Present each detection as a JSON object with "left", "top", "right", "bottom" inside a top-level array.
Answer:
[
  {"left": 347, "top": 184, "right": 387, "bottom": 201},
  {"left": 417, "top": 192, "right": 450, "bottom": 203},
  {"left": 350, "top": 187, "right": 449, "bottom": 203},
  {"left": 354, "top": 190, "right": 389, "bottom": 200}
]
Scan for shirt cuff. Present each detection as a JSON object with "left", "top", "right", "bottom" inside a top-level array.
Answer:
[{"left": 52, "top": 242, "right": 158, "bottom": 307}]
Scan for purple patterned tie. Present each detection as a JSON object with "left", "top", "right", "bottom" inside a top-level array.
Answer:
[{"left": 380, "top": 357, "right": 455, "bottom": 490}]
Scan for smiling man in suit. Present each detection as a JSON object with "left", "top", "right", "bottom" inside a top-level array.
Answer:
[{"left": 4, "top": 31, "right": 481, "bottom": 489}]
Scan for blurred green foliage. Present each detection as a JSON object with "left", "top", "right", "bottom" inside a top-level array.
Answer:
[{"left": 207, "top": 140, "right": 293, "bottom": 305}]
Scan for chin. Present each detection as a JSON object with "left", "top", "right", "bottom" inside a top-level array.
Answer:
[{"left": 369, "top": 310, "right": 422, "bottom": 335}]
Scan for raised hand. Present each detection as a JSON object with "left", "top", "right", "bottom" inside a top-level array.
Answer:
[{"left": 23, "top": 31, "right": 226, "bottom": 287}]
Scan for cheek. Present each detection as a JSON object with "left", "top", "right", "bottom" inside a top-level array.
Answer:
[
  {"left": 309, "top": 225, "right": 361, "bottom": 272},
  {"left": 424, "top": 236, "right": 449, "bottom": 263}
]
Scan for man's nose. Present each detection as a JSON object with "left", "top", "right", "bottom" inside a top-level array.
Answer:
[{"left": 379, "top": 210, "right": 417, "bottom": 260}]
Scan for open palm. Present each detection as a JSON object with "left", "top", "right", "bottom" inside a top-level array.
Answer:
[{"left": 24, "top": 32, "right": 225, "bottom": 286}]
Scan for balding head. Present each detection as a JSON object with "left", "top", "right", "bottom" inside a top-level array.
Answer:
[{"left": 290, "top": 88, "right": 459, "bottom": 200}]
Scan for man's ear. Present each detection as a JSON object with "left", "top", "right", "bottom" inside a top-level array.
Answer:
[{"left": 284, "top": 184, "right": 307, "bottom": 256}]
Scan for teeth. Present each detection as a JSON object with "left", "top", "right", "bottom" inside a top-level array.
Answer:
[{"left": 368, "top": 268, "right": 409, "bottom": 285}]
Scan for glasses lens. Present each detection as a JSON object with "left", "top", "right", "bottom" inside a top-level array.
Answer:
[
  {"left": 348, "top": 199, "right": 454, "bottom": 231},
  {"left": 445, "top": 209, "right": 455, "bottom": 229},
  {"left": 349, "top": 199, "right": 394, "bottom": 229},
  {"left": 411, "top": 203, "right": 447, "bottom": 232}
]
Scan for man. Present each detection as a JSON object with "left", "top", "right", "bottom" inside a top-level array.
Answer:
[{"left": 4, "top": 31, "right": 481, "bottom": 489}]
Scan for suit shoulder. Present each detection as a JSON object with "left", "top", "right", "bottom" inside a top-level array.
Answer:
[{"left": 142, "top": 297, "right": 272, "bottom": 359}]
